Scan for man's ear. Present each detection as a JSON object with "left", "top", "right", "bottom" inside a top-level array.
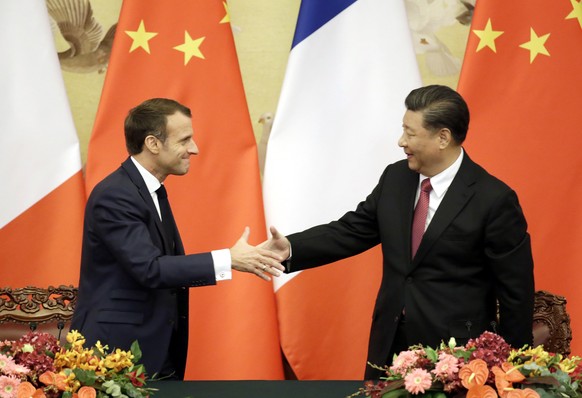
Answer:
[
  {"left": 438, "top": 128, "right": 452, "bottom": 149},
  {"left": 144, "top": 135, "right": 160, "bottom": 154}
]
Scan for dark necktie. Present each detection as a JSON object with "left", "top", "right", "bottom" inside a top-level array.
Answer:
[
  {"left": 156, "top": 185, "right": 176, "bottom": 254},
  {"left": 411, "top": 178, "right": 432, "bottom": 258}
]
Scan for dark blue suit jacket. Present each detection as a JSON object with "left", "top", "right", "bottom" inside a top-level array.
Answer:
[
  {"left": 71, "top": 158, "right": 216, "bottom": 378},
  {"left": 287, "top": 153, "right": 535, "bottom": 379}
]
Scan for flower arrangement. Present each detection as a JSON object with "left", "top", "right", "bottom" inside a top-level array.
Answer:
[
  {"left": 0, "top": 330, "right": 156, "bottom": 398},
  {"left": 353, "top": 332, "right": 582, "bottom": 398}
]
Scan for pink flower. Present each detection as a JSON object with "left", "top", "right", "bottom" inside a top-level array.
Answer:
[
  {"left": 0, "top": 374, "right": 21, "bottom": 398},
  {"left": 404, "top": 368, "right": 432, "bottom": 395},
  {"left": 432, "top": 352, "right": 460, "bottom": 379},
  {"left": 390, "top": 350, "right": 420, "bottom": 375},
  {"left": 2, "top": 362, "right": 29, "bottom": 377},
  {"left": 0, "top": 354, "right": 16, "bottom": 372}
]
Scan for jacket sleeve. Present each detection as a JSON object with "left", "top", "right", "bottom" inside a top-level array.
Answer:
[
  {"left": 485, "top": 188, "right": 535, "bottom": 347},
  {"left": 286, "top": 166, "right": 390, "bottom": 271},
  {"left": 90, "top": 185, "right": 216, "bottom": 289}
]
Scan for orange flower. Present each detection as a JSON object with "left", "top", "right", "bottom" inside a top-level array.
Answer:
[
  {"left": 459, "top": 359, "right": 490, "bottom": 389},
  {"left": 505, "top": 388, "right": 540, "bottom": 398},
  {"left": 500, "top": 363, "right": 525, "bottom": 383},
  {"left": 492, "top": 362, "right": 526, "bottom": 397},
  {"left": 492, "top": 366, "right": 511, "bottom": 396},
  {"left": 38, "top": 370, "right": 68, "bottom": 391},
  {"left": 467, "top": 384, "right": 498, "bottom": 398},
  {"left": 16, "top": 382, "right": 46, "bottom": 398},
  {"left": 77, "top": 386, "right": 97, "bottom": 398},
  {"left": 16, "top": 382, "right": 36, "bottom": 398}
]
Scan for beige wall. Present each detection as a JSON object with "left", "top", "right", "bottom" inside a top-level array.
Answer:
[{"left": 58, "top": 1, "right": 470, "bottom": 164}]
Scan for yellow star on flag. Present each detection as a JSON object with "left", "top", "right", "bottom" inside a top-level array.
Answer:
[
  {"left": 473, "top": 18, "right": 504, "bottom": 52},
  {"left": 566, "top": 0, "right": 582, "bottom": 29},
  {"left": 174, "top": 31, "right": 205, "bottom": 65},
  {"left": 220, "top": 1, "right": 230, "bottom": 24},
  {"left": 125, "top": 20, "right": 158, "bottom": 54},
  {"left": 519, "top": 28, "right": 550, "bottom": 63}
]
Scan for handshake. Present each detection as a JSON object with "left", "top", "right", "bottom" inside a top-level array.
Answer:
[{"left": 229, "top": 226, "right": 291, "bottom": 281}]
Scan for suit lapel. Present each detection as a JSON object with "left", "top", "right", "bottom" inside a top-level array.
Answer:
[
  {"left": 121, "top": 158, "right": 170, "bottom": 252},
  {"left": 400, "top": 171, "right": 420, "bottom": 261},
  {"left": 411, "top": 154, "right": 477, "bottom": 267}
]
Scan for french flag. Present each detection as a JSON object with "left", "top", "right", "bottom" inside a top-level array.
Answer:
[
  {"left": 0, "top": 2, "right": 85, "bottom": 288},
  {"left": 263, "top": 0, "right": 421, "bottom": 379}
]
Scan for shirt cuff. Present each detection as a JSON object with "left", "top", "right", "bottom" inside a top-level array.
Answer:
[{"left": 212, "top": 249, "right": 232, "bottom": 281}]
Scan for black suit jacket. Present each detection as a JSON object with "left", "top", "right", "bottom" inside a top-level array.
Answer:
[
  {"left": 71, "top": 158, "right": 216, "bottom": 379},
  {"left": 287, "top": 153, "right": 534, "bottom": 379}
]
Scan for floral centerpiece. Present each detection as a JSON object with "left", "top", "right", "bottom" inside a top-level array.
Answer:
[
  {"left": 0, "top": 330, "right": 156, "bottom": 398},
  {"left": 352, "top": 332, "right": 582, "bottom": 398}
]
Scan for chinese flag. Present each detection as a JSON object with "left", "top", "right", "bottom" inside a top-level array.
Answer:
[
  {"left": 84, "top": 0, "right": 283, "bottom": 379},
  {"left": 458, "top": 0, "right": 582, "bottom": 352}
]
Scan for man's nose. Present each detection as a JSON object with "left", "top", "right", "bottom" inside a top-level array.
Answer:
[
  {"left": 397, "top": 134, "right": 406, "bottom": 147},
  {"left": 189, "top": 139, "right": 199, "bottom": 155}
]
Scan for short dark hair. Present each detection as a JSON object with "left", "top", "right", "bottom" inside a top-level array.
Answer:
[
  {"left": 124, "top": 98, "right": 192, "bottom": 155},
  {"left": 404, "top": 85, "right": 470, "bottom": 144}
]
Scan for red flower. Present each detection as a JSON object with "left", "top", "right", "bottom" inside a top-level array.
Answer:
[{"left": 127, "top": 370, "right": 146, "bottom": 387}]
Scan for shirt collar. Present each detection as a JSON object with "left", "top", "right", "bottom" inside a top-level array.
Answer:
[
  {"left": 130, "top": 156, "right": 161, "bottom": 194},
  {"left": 419, "top": 148, "right": 464, "bottom": 198}
]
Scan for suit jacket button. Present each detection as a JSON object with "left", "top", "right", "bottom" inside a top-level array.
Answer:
[{"left": 406, "top": 277, "right": 413, "bottom": 284}]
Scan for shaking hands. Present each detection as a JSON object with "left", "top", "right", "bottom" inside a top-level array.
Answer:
[{"left": 229, "top": 227, "right": 286, "bottom": 281}]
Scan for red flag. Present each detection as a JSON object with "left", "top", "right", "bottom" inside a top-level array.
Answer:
[
  {"left": 0, "top": 2, "right": 85, "bottom": 287},
  {"left": 85, "top": 0, "right": 283, "bottom": 379},
  {"left": 458, "top": 0, "right": 582, "bottom": 352}
]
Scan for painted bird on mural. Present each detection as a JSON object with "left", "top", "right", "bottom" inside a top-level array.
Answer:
[
  {"left": 46, "top": 0, "right": 117, "bottom": 73},
  {"left": 404, "top": 0, "right": 463, "bottom": 76},
  {"left": 456, "top": 0, "right": 475, "bottom": 25}
]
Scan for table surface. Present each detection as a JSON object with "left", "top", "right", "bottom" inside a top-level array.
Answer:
[{"left": 148, "top": 380, "right": 364, "bottom": 398}]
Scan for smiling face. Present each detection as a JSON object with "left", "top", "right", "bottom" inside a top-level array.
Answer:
[
  {"left": 152, "top": 111, "right": 199, "bottom": 181},
  {"left": 398, "top": 110, "right": 447, "bottom": 177}
]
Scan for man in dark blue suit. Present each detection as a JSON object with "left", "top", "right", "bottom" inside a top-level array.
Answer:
[
  {"left": 71, "top": 98, "right": 284, "bottom": 380},
  {"left": 262, "top": 85, "right": 535, "bottom": 379}
]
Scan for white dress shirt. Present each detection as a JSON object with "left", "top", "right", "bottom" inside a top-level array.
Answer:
[
  {"left": 414, "top": 149, "right": 464, "bottom": 232},
  {"left": 131, "top": 157, "right": 232, "bottom": 281}
]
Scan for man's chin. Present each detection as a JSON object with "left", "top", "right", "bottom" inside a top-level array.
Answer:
[{"left": 406, "top": 159, "right": 418, "bottom": 172}]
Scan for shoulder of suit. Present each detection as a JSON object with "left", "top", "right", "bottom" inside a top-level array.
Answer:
[
  {"left": 88, "top": 165, "right": 141, "bottom": 202},
  {"left": 462, "top": 157, "right": 515, "bottom": 194},
  {"left": 378, "top": 159, "right": 417, "bottom": 183}
]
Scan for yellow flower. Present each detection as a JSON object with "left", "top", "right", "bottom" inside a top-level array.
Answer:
[
  {"left": 95, "top": 341, "right": 108, "bottom": 355},
  {"left": 66, "top": 330, "right": 86, "bottom": 346},
  {"left": 508, "top": 346, "right": 551, "bottom": 368},
  {"left": 102, "top": 349, "right": 134, "bottom": 372},
  {"left": 559, "top": 356, "right": 582, "bottom": 373}
]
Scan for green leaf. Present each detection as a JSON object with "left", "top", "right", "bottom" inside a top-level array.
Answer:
[
  {"left": 382, "top": 388, "right": 410, "bottom": 398},
  {"left": 73, "top": 368, "right": 98, "bottom": 385},
  {"left": 522, "top": 376, "right": 561, "bottom": 387},
  {"left": 130, "top": 340, "right": 143, "bottom": 363},
  {"left": 425, "top": 347, "right": 438, "bottom": 362}
]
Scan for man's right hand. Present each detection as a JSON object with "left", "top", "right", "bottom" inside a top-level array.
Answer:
[
  {"left": 260, "top": 226, "right": 291, "bottom": 260},
  {"left": 229, "top": 227, "right": 285, "bottom": 281}
]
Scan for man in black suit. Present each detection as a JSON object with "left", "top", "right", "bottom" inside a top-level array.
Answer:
[
  {"left": 71, "top": 98, "right": 284, "bottom": 380},
  {"left": 262, "top": 85, "right": 534, "bottom": 379}
]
